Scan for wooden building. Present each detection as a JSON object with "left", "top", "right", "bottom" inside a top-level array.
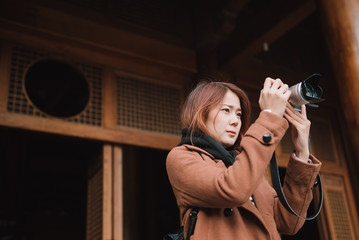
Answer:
[{"left": 0, "top": 0, "right": 358, "bottom": 239}]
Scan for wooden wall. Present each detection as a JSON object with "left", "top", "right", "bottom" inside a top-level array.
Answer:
[
  {"left": 0, "top": 1, "right": 195, "bottom": 239},
  {"left": 0, "top": 0, "right": 196, "bottom": 151}
]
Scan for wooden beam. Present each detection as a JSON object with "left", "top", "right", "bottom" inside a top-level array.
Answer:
[
  {"left": 0, "top": 4, "right": 196, "bottom": 73},
  {"left": 220, "top": 0, "right": 316, "bottom": 71},
  {"left": 0, "top": 113, "right": 180, "bottom": 150}
]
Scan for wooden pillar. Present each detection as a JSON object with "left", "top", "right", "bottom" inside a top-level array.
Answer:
[
  {"left": 103, "top": 144, "right": 113, "bottom": 240},
  {"left": 317, "top": 0, "right": 359, "bottom": 201},
  {"left": 103, "top": 144, "right": 124, "bottom": 240},
  {"left": 113, "top": 146, "right": 124, "bottom": 240}
]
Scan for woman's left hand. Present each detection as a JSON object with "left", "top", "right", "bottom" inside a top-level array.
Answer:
[{"left": 284, "top": 103, "right": 310, "bottom": 161}]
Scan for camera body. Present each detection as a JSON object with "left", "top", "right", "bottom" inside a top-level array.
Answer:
[{"left": 289, "top": 73, "right": 324, "bottom": 107}]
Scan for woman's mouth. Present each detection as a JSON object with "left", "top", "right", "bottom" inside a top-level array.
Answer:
[{"left": 227, "top": 131, "right": 236, "bottom": 136}]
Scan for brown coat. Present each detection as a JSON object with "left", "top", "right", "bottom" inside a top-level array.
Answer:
[{"left": 166, "top": 111, "right": 321, "bottom": 240}]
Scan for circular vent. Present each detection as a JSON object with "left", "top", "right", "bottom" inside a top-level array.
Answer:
[{"left": 24, "top": 59, "right": 90, "bottom": 118}]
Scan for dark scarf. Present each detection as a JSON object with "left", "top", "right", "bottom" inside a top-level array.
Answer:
[{"left": 178, "top": 129, "right": 236, "bottom": 167}]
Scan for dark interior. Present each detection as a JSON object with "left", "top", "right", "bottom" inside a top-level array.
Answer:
[
  {"left": 122, "top": 145, "right": 180, "bottom": 240},
  {"left": 0, "top": 127, "right": 180, "bottom": 240},
  {"left": 0, "top": 127, "right": 101, "bottom": 240}
]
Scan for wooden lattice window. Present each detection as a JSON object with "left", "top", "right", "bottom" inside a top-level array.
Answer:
[
  {"left": 86, "top": 168, "right": 103, "bottom": 240},
  {"left": 327, "top": 191, "right": 354, "bottom": 239},
  {"left": 322, "top": 174, "right": 357, "bottom": 240},
  {"left": 116, "top": 75, "right": 181, "bottom": 135},
  {"left": 7, "top": 46, "right": 103, "bottom": 126}
]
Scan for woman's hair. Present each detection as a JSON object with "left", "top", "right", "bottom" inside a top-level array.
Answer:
[{"left": 181, "top": 75, "right": 251, "bottom": 150}]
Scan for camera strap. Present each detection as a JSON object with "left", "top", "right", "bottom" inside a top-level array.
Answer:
[
  {"left": 186, "top": 208, "right": 199, "bottom": 239},
  {"left": 270, "top": 152, "right": 323, "bottom": 220}
]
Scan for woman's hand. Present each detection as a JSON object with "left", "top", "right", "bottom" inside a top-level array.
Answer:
[
  {"left": 259, "top": 78, "right": 291, "bottom": 117},
  {"left": 284, "top": 103, "right": 310, "bottom": 161}
]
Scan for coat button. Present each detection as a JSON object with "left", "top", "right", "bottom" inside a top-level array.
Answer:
[
  {"left": 224, "top": 208, "right": 233, "bottom": 216},
  {"left": 263, "top": 133, "right": 271, "bottom": 143}
]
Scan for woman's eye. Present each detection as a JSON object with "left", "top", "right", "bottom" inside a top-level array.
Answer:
[
  {"left": 237, "top": 112, "right": 242, "bottom": 117},
  {"left": 222, "top": 108, "right": 230, "bottom": 112}
]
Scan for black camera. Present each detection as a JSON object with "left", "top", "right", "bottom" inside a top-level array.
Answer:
[{"left": 289, "top": 73, "right": 324, "bottom": 108}]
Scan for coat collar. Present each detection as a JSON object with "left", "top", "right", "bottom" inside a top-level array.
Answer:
[{"left": 182, "top": 144, "right": 216, "bottom": 159}]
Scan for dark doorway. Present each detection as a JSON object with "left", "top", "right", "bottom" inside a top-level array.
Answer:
[
  {"left": 0, "top": 127, "right": 102, "bottom": 240},
  {"left": 122, "top": 146, "right": 180, "bottom": 240}
]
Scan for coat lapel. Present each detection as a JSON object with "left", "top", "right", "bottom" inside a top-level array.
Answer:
[
  {"left": 240, "top": 184, "right": 272, "bottom": 234},
  {"left": 241, "top": 199, "right": 267, "bottom": 227},
  {"left": 185, "top": 144, "right": 271, "bottom": 233}
]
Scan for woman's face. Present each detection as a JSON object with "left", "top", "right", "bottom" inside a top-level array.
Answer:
[{"left": 205, "top": 90, "right": 242, "bottom": 148}]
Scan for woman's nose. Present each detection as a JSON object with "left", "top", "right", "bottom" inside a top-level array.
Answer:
[{"left": 230, "top": 114, "right": 239, "bottom": 126}]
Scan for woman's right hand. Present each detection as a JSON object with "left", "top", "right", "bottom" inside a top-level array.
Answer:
[{"left": 258, "top": 77, "right": 291, "bottom": 117}]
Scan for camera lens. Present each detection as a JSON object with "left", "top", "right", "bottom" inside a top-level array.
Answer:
[
  {"left": 304, "top": 84, "right": 314, "bottom": 98},
  {"left": 304, "top": 83, "right": 322, "bottom": 99},
  {"left": 289, "top": 73, "right": 323, "bottom": 107}
]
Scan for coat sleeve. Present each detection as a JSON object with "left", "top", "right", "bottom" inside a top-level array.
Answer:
[
  {"left": 273, "top": 153, "right": 322, "bottom": 235},
  {"left": 166, "top": 111, "right": 289, "bottom": 208}
]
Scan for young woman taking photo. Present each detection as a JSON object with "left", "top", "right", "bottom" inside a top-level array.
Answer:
[{"left": 166, "top": 75, "right": 321, "bottom": 240}]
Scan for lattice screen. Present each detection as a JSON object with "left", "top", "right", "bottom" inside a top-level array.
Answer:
[
  {"left": 116, "top": 75, "right": 181, "bottom": 135},
  {"left": 86, "top": 168, "right": 103, "bottom": 240},
  {"left": 323, "top": 174, "right": 356, "bottom": 240},
  {"left": 327, "top": 191, "right": 353, "bottom": 239},
  {"left": 7, "top": 46, "right": 103, "bottom": 126}
]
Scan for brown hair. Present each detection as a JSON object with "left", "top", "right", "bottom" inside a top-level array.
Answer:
[{"left": 181, "top": 77, "right": 251, "bottom": 150}]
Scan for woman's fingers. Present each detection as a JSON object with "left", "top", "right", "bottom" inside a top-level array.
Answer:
[
  {"left": 264, "top": 78, "right": 284, "bottom": 90},
  {"left": 284, "top": 103, "right": 311, "bottom": 161},
  {"left": 285, "top": 103, "right": 307, "bottom": 121},
  {"left": 286, "top": 103, "right": 299, "bottom": 115},
  {"left": 284, "top": 111, "right": 300, "bottom": 126},
  {"left": 270, "top": 78, "right": 284, "bottom": 91},
  {"left": 259, "top": 77, "right": 291, "bottom": 116},
  {"left": 285, "top": 104, "right": 302, "bottom": 126},
  {"left": 263, "top": 77, "right": 278, "bottom": 92},
  {"left": 285, "top": 104, "right": 311, "bottom": 131},
  {"left": 301, "top": 104, "right": 307, "bottom": 118},
  {"left": 278, "top": 84, "right": 290, "bottom": 96}
]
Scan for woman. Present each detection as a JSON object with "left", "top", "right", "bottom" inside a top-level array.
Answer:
[{"left": 166, "top": 76, "right": 321, "bottom": 240}]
